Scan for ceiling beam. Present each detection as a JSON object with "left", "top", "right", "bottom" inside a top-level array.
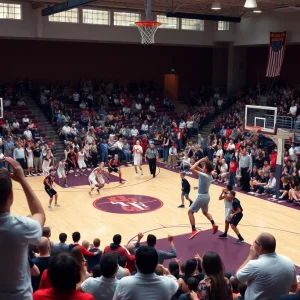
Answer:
[
  {"left": 166, "top": 11, "right": 241, "bottom": 22},
  {"left": 41, "top": 0, "right": 97, "bottom": 16}
]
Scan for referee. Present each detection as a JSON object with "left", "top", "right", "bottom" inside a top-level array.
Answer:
[
  {"left": 239, "top": 146, "right": 252, "bottom": 192},
  {"left": 145, "top": 143, "right": 159, "bottom": 178}
]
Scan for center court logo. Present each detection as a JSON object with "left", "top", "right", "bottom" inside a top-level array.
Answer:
[{"left": 93, "top": 194, "right": 163, "bottom": 214}]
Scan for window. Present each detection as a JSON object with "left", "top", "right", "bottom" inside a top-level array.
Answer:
[
  {"left": 113, "top": 12, "right": 140, "bottom": 26},
  {"left": 217, "top": 21, "right": 229, "bottom": 31},
  {"left": 0, "top": 3, "right": 21, "bottom": 19},
  {"left": 181, "top": 18, "right": 204, "bottom": 31},
  {"left": 83, "top": 9, "right": 109, "bottom": 25},
  {"left": 157, "top": 15, "right": 178, "bottom": 29},
  {"left": 49, "top": 8, "right": 78, "bottom": 23}
]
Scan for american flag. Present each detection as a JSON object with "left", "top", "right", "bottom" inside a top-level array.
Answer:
[{"left": 266, "top": 31, "right": 287, "bottom": 78}]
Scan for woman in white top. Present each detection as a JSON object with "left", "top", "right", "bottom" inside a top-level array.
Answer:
[
  {"left": 26, "top": 145, "right": 34, "bottom": 176},
  {"left": 56, "top": 157, "right": 68, "bottom": 188}
]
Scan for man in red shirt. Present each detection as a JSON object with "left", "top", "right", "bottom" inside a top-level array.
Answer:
[
  {"left": 103, "top": 234, "right": 135, "bottom": 271},
  {"left": 33, "top": 252, "right": 94, "bottom": 300},
  {"left": 69, "top": 232, "right": 100, "bottom": 257}
]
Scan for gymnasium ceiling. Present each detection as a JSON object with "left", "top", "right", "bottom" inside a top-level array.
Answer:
[{"left": 25, "top": 0, "right": 300, "bottom": 17}]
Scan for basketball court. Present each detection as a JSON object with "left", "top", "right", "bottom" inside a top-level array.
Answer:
[{"left": 12, "top": 159, "right": 300, "bottom": 274}]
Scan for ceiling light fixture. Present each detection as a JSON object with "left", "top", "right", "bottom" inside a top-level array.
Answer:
[
  {"left": 253, "top": 8, "right": 262, "bottom": 13},
  {"left": 211, "top": 1, "right": 222, "bottom": 10},
  {"left": 244, "top": 0, "right": 257, "bottom": 8}
]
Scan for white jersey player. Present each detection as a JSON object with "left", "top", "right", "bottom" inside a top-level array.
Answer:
[
  {"left": 56, "top": 158, "right": 68, "bottom": 188},
  {"left": 88, "top": 162, "right": 109, "bottom": 196},
  {"left": 77, "top": 148, "right": 87, "bottom": 175},
  {"left": 132, "top": 140, "right": 144, "bottom": 178}
]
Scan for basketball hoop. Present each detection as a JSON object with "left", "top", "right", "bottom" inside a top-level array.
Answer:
[
  {"left": 248, "top": 126, "right": 262, "bottom": 134},
  {"left": 135, "top": 21, "right": 161, "bottom": 45}
]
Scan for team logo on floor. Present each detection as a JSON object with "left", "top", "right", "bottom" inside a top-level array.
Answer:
[{"left": 93, "top": 194, "right": 163, "bottom": 214}]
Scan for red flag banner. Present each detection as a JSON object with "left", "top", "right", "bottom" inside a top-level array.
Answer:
[{"left": 266, "top": 31, "right": 287, "bottom": 78}]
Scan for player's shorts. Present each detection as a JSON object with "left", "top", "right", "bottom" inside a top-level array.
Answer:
[
  {"left": 230, "top": 213, "right": 243, "bottom": 226},
  {"left": 78, "top": 161, "right": 86, "bottom": 169},
  {"left": 134, "top": 156, "right": 141, "bottom": 166},
  {"left": 225, "top": 208, "right": 232, "bottom": 222},
  {"left": 189, "top": 193, "right": 210, "bottom": 213},
  {"left": 97, "top": 176, "right": 105, "bottom": 185},
  {"left": 57, "top": 169, "right": 66, "bottom": 179},
  {"left": 181, "top": 191, "right": 190, "bottom": 197},
  {"left": 109, "top": 167, "right": 119, "bottom": 173},
  {"left": 89, "top": 177, "right": 97, "bottom": 188},
  {"left": 45, "top": 188, "right": 57, "bottom": 198}
]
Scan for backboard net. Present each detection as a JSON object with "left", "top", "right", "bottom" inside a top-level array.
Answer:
[{"left": 245, "top": 105, "right": 277, "bottom": 135}]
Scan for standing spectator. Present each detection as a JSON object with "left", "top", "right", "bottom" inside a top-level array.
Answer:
[
  {"left": 169, "top": 144, "right": 178, "bottom": 169},
  {"left": 52, "top": 233, "right": 69, "bottom": 252},
  {"left": 122, "top": 139, "right": 131, "bottom": 164},
  {"left": 13, "top": 143, "right": 26, "bottom": 168},
  {"left": 86, "top": 238, "right": 103, "bottom": 272},
  {"left": 229, "top": 157, "right": 238, "bottom": 186},
  {"left": 100, "top": 139, "right": 108, "bottom": 163},
  {"left": 289, "top": 143, "right": 297, "bottom": 162},
  {"left": 79, "top": 253, "right": 118, "bottom": 300},
  {"left": 236, "top": 233, "right": 297, "bottom": 299},
  {"left": 113, "top": 246, "right": 178, "bottom": 300},
  {"left": 32, "top": 237, "right": 51, "bottom": 291},
  {"left": 0, "top": 157, "right": 45, "bottom": 299},
  {"left": 33, "top": 252, "right": 94, "bottom": 300},
  {"left": 135, "top": 234, "right": 177, "bottom": 265},
  {"left": 162, "top": 134, "right": 170, "bottom": 163},
  {"left": 239, "top": 147, "right": 252, "bottom": 192}
]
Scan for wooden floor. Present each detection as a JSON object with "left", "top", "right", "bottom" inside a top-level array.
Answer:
[{"left": 12, "top": 165, "right": 300, "bottom": 267}]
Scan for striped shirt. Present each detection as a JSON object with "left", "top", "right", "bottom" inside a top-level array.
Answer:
[
  {"left": 239, "top": 154, "right": 252, "bottom": 170},
  {"left": 146, "top": 148, "right": 159, "bottom": 159}
]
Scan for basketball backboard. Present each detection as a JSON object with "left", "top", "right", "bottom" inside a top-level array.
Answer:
[{"left": 245, "top": 105, "right": 277, "bottom": 135}]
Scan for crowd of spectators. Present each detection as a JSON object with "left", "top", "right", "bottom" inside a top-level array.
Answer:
[{"left": 1, "top": 81, "right": 300, "bottom": 300}]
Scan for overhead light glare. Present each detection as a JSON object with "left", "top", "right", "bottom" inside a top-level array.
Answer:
[
  {"left": 211, "top": 1, "right": 222, "bottom": 10},
  {"left": 244, "top": 0, "right": 257, "bottom": 8}
]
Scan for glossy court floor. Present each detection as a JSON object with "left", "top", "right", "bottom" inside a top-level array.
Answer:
[{"left": 12, "top": 163, "right": 300, "bottom": 274}]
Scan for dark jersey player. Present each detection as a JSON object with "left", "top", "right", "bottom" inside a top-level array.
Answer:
[
  {"left": 108, "top": 154, "right": 125, "bottom": 184},
  {"left": 178, "top": 172, "right": 193, "bottom": 208},
  {"left": 218, "top": 190, "right": 244, "bottom": 244},
  {"left": 44, "top": 169, "right": 59, "bottom": 211}
]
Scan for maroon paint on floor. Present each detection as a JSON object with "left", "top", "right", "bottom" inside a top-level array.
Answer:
[
  {"left": 93, "top": 194, "right": 163, "bottom": 214},
  {"left": 156, "top": 162, "right": 300, "bottom": 211},
  {"left": 56, "top": 169, "right": 124, "bottom": 188},
  {"left": 141, "top": 230, "right": 300, "bottom": 275}
]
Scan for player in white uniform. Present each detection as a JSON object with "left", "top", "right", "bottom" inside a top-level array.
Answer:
[
  {"left": 77, "top": 148, "right": 87, "bottom": 175},
  {"left": 42, "top": 154, "right": 53, "bottom": 176},
  {"left": 217, "top": 185, "right": 232, "bottom": 239},
  {"left": 132, "top": 140, "right": 143, "bottom": 178},
  {"left": 56, "top": 157, "right": 68, "bottom": 188},
  {"left": 88, "top": 162, "right": 109, "bottom": 196}
]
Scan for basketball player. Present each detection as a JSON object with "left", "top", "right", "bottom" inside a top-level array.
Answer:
[
  {"left": 108, "top": 154, "right": 125, "bottom": 184},
  {"left": 178, "top": 172, "right": 193, "bottom": 208},
  {"left": 132, "top": 140, "right": 143, "bottom": 178},
  {"left": 188, "top": 157, "right": 219, "bottom": 240},
  {"left": 42, "top": 153, "right": 53, "bottom": 176},
  {"left": 56, "top": 157, "right": 68, "bottom": 188},
  {"left": 217, "top": 185, "right": 233, "bottom": 239},
  {"left": 44, "top": 169, "right": 59, "bottom": 210},
  {"left": 218, "top": 190, "right": 244, "bottom": 244},
  {"left": 88, "top": 162, "right": 109, "bottom": 196},
  {"left": 67, "top": 147, "right": 77, "bottom": 175},
  {"left": 77, "top": 147, "right": 87, "bottom": 175}
]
